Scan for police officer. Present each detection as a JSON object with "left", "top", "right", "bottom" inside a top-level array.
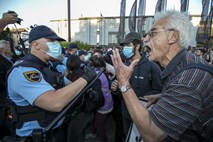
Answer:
[{"left": 6, "top": 25, "right": 96, "bottom": 141}]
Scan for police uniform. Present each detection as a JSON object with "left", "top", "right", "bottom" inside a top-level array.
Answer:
[
  {"left": 56, "top": 63, "right": 67, "bottom": 75},
  {"left": 7, "top": 54, "right": 69, "bottom": 137},
  {"left": 50, "top": 58, "right": 67, "bottom": 75}
]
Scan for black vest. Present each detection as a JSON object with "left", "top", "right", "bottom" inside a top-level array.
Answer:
[{"left": 7, "top": 54, "right": 65, "bottom": 128}]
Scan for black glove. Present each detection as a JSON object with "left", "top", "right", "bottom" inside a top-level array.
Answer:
[{"left": 82, "top": 67, "right": 97, "bottom": 83}]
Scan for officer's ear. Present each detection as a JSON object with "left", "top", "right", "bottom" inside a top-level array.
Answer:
[{"left": 31, "top": 41, "right": 40, "bottom": 50}]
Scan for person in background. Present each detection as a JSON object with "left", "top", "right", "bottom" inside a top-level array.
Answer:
[
  {"left": 66, "top": 54, "right": 84, "bottom": 82},
  {"left": 88, "top": 46, "right": 95, "bottom": 53},
  {"left": 86, "top": 55, "right": 113, "bottom": 142},
  {"left": 6, "top": 25, "right": 96, "bottom": 141},
  {"left": 65, "top": 54, "right": 103, "bottom": 142},
  {"left": 0, "top": 40, "right": 15, "bottom": 139},
  {"left": 194, "top": 48, "right": 206, "bottom": 59},
  {"left": 187, "top": 46, "right": 195, "bottom": 53},
  {"left": 92, "top": 49, "right": 124, "bottom": 142},
  {"left": 77, "top": 50, "right": 90, "bottom": 63},
  {"left": 92, "top": 49, "right": 116, "bottom": 80},
  {"left": 111, "top": 31, "right": 163, "bottom": 140},
  {"left": 66, "top": 42, "right": 79, "bottom": 56},
  {"left": 111, "top": 10, "right": 213, "bottom": 141},
  {"left": 0, "top": 40, "right": 15, "bottom": 63}
]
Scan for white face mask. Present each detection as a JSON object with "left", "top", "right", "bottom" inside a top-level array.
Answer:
[{"left": 40, "top": 41, "right": 62, "bottom": 60}]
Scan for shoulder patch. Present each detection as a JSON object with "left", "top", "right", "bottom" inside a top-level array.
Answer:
[{"left": 23, "top": 71, "right": 42, "bottom": 82}]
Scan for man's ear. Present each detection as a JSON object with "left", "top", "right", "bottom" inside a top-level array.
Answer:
[{"left": 168, "top": 30, "right": 179, "bottom": 44}]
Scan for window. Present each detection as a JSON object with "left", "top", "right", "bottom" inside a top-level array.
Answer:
[{"left": 108, "top": 32, "right": 118, "bottom": 44}]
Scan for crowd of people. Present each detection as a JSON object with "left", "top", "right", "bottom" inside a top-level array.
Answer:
[{"left": 0, "top": 10, "right": 212, "bottom": 142}]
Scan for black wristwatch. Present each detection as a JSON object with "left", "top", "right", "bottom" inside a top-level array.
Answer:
[{"left": 120, "top": 84, "right": 131, "bottom": 93}]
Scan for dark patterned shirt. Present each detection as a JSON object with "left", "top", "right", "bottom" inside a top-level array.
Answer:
[{"left": 149, "top": 49, "right": 213, "bottom": 141}]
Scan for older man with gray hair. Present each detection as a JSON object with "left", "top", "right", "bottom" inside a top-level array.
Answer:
[
  {"left": 0, "top": 39, "right": 15, "bottom": 139},
  {"left": 0, "top": 40, "right": 14, "bottom": 61},
  {"left": 111, "top": 10, "right": 213, "bottom": 142}
]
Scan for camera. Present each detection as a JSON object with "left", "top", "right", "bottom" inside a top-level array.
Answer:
[
  {"left": 103, "top": 50, "right": 113, "bottom": 64},
  {"left": 103, "top": 49, "right": 123, "bottom": 65},
  {"left": 103, "top": 50, "right": 113, "bottom": 57},
  {"left": 103, "top": 48, "right": 122, "bottom": 58},
  {"left": 7, "top": 11, "right": 23, "bottom": 25}
]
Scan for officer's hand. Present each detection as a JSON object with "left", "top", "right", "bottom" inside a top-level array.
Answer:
[{"left": 82, "top": 67, "right": 97, "bottom": 83}]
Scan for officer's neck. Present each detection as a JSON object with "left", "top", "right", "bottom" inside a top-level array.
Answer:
[{"left": 32, "top": 53, "right": 49, "bottom": 64}]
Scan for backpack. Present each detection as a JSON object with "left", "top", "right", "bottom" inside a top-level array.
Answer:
[{"left": 82, "top": 79, "right": 104, "bottom": 113}]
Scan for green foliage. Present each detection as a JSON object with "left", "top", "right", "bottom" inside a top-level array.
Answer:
[
  {"left": 60, "top": 41, "right": 70, "bottom": 49},
  {"left": 74, "top": 40, "right": 91, "bottom": 51},
  {"left": 60, "top": 40, "right": 91, "bottom": 51}
]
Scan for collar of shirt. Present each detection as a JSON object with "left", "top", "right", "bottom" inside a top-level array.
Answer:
[
  {"left": 136, "top": 54, "right": 149, "bottom": 66},
  {"left": 161, "top": 49, "right": 186, "bottom": 79},
  {"left": 28, "top": 54, "right": 48, "bottom": 67}
]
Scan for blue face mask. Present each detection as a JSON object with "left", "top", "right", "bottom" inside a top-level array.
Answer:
[
  {"left": 122, "top": 46, "right": 134, "bottom": 59},
  {"left": 15, "top": 49, "right": 22, "bottom": 56},
  {"left": 46, "top": 41, "right": 62, "bottom": 59}
]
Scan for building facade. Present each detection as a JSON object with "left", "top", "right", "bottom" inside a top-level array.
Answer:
[{"left": 50, "top": 15, "right": 199, "bottom": 47}]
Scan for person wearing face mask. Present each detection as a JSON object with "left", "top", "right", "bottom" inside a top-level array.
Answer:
[
  {"left": 83, "top": 52, "right": 91, "bottom": 62},
  {"left": 77, "top": 50, "right": 91, "bottom": 65},
  {"left": 110, "top": 32, "right": 163, "bottom": 140},
  {"left": 14, "top": 49, "right": 22, "bottom": 56},
  {"left": 6, "top": 25, "right": 97, "bottom": 141}
]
